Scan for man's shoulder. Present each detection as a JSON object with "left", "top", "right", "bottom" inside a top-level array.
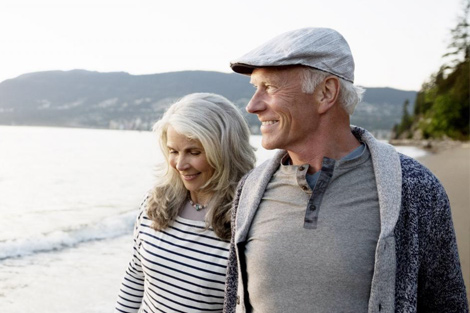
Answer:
[
  {"left": 242, "top": 151, "right": 284, "bottom": 184},
  {"left": 398, "top": 153, "right": 439, "bottom": 183},
  {"left": 238, "top": 160, "right": 269, "bottom": 188},
  {"left": 398, "top": 153, "right": 447, "bottom": 202}
]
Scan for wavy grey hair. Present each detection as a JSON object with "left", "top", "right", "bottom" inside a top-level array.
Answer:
[
  {"left": 300, "top": 67, "right": 365, "bottom": 115},
  {"left": 147, "top": 93, "right": 256, "bottom": 240}
]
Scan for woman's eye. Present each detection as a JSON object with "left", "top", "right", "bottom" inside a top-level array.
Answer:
[{"left": 191, "top": 151, "right": 201, "bottom": 156}]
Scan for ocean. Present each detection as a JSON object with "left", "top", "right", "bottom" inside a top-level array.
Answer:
[{"left": 0, "top": 125, "right": 426, "bottom": 312}]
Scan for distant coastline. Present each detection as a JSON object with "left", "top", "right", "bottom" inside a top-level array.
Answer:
[
  {"left": 0, "top": 69, "right": 417, "bottom": 135},
  {"left": 389, "top": 138, "right": 467, "bottom": 153}
]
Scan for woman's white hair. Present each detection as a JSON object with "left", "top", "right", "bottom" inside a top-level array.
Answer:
[
  {"left": 300, "top": 67, "right": 365, "bottom": 115},
  {"left": 147, "top": 93, "right": 256, "bottom": 240}
]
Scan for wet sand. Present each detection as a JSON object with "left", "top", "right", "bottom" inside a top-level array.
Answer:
[
  {"left": 417, "top": 143, "right": 470, "bottom": 300},
  {"left": 0, "top": 235, "right": 133, "bottom": 312}
]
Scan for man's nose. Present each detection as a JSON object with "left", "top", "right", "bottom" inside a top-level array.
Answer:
[{"left": 246, "top": 91, "right": 265, "bottom": 114}]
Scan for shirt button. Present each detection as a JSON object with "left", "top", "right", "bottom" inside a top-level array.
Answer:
[
  {"left": 299, "top": 165, "right": 305, "bottom": 171},
  {"left": 237, "top": 296, "right": 240, "bottom": 305},
  {"left": 309, "top": 205, "right": 316, "bottom": 211},
  {"left": 301, "top": 185, "right": 308, "bottom": 191}
]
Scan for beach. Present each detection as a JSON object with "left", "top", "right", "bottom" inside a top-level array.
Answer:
[
  {"left": 0, "top": 126, "right": 468, "bottom": 311},
  {"left": 417, "top": 143, "right": 470, "bottom": 301},
  {"left": 0, "top": 235, "right": 133, "bottom": 312}
]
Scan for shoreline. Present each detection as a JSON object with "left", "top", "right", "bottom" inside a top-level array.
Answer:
[
  {"left": 0, "top": 234, "right": 133, "bottom": 312},
  {"left": 390, "top": 138, "right": 465, "bottom": 153},
  {"left": 416, "top": 142, "right": 470, "bottom": 300}
]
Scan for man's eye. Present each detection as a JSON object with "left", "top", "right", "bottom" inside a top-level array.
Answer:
[{"left": 265, "top": 85, "right": 276, "bottom": 92}]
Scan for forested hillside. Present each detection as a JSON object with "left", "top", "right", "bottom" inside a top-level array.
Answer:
[{"left": 393, "top": 0, "right": 469, "bottom": 141}]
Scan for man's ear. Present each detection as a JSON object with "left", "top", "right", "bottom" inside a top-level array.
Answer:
[{"left": 317, "top": 76, "right": 340, "bottom": 114}]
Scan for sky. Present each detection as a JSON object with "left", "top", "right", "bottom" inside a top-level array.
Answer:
[{"left": 0, "top": 0, "right": 464, "bottom": 91}]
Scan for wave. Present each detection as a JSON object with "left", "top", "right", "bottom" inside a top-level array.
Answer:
[{"left": 0, "top": 210, "right": 137, "bottom": 260}]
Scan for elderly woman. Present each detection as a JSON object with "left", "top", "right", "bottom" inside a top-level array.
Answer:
[{"left": 115, "top": 93, "right": 256, "bottom": 313}]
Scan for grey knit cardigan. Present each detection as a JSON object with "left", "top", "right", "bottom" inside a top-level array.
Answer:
[{"left": 223, "top": 127, "right": 468, "bottom": 313}]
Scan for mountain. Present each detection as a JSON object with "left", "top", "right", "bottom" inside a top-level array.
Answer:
[
  {"left": 0, "top": 70, "right": 416, "bottom": 137},
  {"left": 352, "top": 87, "right": 417, "bottom": 138}
]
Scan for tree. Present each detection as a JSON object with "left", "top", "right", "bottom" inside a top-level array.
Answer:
[
  {"left": 393, "top": 99, "right": 414, "bottom": 139},
  {"left": 443, "top": 0, "right": 470, "bottom": 69},
  {"left": 394, "top": 0, "right": 470, "bottom": 140}
]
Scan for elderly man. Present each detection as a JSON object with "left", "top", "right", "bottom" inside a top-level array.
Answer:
[{"left": 223, "top": 28, "right": 468, "bottom": 313}]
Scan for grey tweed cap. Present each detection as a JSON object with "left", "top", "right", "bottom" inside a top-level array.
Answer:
[{"left": 230, "top": 27, "right": 355, "bottom": 83}]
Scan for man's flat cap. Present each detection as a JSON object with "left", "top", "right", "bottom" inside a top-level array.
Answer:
[{"left": 230, "top": 27, "right": 355, "bottom": 83}]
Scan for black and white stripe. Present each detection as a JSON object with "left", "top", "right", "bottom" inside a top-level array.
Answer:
[{"left": 116, "top": 210, "right": 229, "bottom": 313}]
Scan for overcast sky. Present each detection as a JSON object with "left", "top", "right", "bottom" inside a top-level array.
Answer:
[{"left": 0, "top": 0, "right": 464, "bottom": 90}]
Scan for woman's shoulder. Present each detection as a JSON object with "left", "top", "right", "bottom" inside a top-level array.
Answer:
[{"left": 134, "top": 192, "right": 152, "bottom": 224}]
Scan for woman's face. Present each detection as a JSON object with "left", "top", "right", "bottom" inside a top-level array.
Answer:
[{"left": 166, "top": 126, "right": 215, "bottom": 202}]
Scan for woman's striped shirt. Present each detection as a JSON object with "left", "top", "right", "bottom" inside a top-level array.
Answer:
[{"left": 115, "top": 206, "right": 230, "bottom": 313}]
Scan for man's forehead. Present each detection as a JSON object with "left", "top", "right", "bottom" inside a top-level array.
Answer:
[
  {"left": 250, "top": 67, "right": 301, "bottom": 85},
  {"left": 250, "top": 68, "right": 285, "bottom": 84}
]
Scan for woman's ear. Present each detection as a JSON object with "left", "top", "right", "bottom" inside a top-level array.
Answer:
[{"left": 317, "top": 76, "right": 340, "bottom": 114}]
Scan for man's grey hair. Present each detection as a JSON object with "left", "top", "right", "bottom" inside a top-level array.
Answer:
[{"left": 300, "top": 67, "right": 365, "bottom": 115}]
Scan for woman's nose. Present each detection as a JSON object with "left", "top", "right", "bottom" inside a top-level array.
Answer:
[{"left": 176, "top": 155, "right": 190, "bottom": 171}]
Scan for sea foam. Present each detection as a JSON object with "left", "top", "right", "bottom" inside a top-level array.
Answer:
[{"left": 0, "top": 210, "right": 137, "bottom": 260}]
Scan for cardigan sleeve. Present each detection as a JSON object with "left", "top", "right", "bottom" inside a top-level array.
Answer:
[
  {"left": 417, "top": 177, "right": 468, "bottom": 312},
  {"left": 114, "top": 198, "right": 147, "bottom": 313},
  {"left": 398, "top": 155, "right": 468, "bottom": 312}
]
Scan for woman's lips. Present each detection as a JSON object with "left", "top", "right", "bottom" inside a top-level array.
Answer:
[{"left": 181, "top": 173, "right": 199, "bottom": 181}]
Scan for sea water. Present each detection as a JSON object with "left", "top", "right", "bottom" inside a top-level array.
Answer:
[{"left": 0, "top": 126, "right": 425, "bottom": 312}]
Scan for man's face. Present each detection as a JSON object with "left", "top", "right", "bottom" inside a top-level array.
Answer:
[{"left": 247, "top": 67, "right": 319, "bottom": 151}]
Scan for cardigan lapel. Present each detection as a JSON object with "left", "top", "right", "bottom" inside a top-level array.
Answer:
[
  {"left": 358, "top": 128, "right": 402, "bottom": 240},
  {"left": 353, "top": 127, "right": 401, "bottom": 312},
  {"left": 234, "top": 150, "right": 285, "bottom": 244}
]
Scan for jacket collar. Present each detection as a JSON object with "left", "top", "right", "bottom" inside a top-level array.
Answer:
[{"left": 235, "top": 149, "right": 285, "bottom": 244}]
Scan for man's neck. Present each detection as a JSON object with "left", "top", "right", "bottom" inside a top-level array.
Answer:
[{"left": 287, "top": 128, "right": 360, "bottom": 174}]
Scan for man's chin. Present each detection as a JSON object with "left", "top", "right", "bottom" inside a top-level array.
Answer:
[{"left": 261, "top": 137, "right": 280, "bottom": 150}]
